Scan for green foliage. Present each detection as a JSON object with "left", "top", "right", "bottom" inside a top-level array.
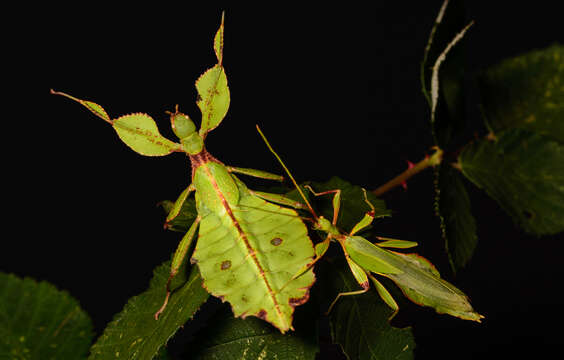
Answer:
[
  {"left": 479, "top": 44, "right": 564, "bottom": 142},
  {"left": 421, "top": 0, "right": 479, "bottom": 273},
  {"left": 435, "top": 165, "right": 478, "bottom": 272},
  {"left": 160, "top": 198, "right": 198, "bottom": 233},
  {"left": 422, "top": 0, "right": 467, "bottom": 150},
  {"left": 323, "top": 260, "right": 415, "bottom": 360},
  {"left": 460, "top": 128, "right": 564, "bottom": 235},
  {"left": 190, "top": 303, "right": 318, "bottom": 360},
  {"left": 89, "top": 262, "right": 209, "bottom": 360},
  {"left": 0, "top": 273, "right": 93, "bottom": 360}
]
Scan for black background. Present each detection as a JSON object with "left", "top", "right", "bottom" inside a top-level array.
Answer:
[{"left": 5, "top": 1, "right": 564, "bottom": 359}]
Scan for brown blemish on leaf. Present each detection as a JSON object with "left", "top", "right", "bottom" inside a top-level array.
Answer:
[
  {"left": 270, "top": 237, "right": 283, "bottom": 246},
  {"left": 221, "top": 260, "right": 232, "bottom": 270}
]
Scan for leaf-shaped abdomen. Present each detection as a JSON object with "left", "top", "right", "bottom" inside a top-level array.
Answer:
[{"left": 191, "top": 181, "right": 315, "bottom": 333}]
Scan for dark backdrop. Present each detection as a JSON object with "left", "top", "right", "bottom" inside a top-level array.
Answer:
[{"left": 5, "top": 2, "right": 564, "bottom": 359}]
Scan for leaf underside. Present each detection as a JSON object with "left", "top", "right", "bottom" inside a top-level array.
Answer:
[
  {"left": 88, "top": 261, "right": 209, "bottom": 360},
  {"left": 435, "top": 165, "right": 478, "bottom": 272},
  {"left": 425, "top": 0, "right": 467, "bottom": 150},
  {"left": 192, "top": 177, "right": 315, "bottom": 333},
  {"left": 479, "top": 44, "right": 564, "bottom": 142},
  {"left": 460, "top": 128, "right": 564, "bottom": 235},
  {"left": 0, "top": 273, "right": 93, "bottom": 360}
]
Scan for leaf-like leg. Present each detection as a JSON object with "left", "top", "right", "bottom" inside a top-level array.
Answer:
[
  {"left": 227, "top": 166, "right": 284, "bottom": 182},
  {"left": 51, "top": 89, "right": 112, "bottom": 123},
  {"left": 374, "top": 237, "right": 418, "bottom": 249},
  {"left": 282, "top": 235, "right": 332, "bottom": 291},
  {"left": 249, "top": 190, "right": 309, "bottom": 210},
  {"left": 326, "top": 257, "right": 370, "bottom": 315},
  {"left": 155, "top": 216, "right": 201, "bottom": 320},
  {"left": 164, "top": 184, "right": 195, "bottom": 227},
  {"left": 368, "top": 273, "right": 399, "bottom": 320},
  {"left": 304, "top": 185, "right": 341, "bottom": 226},
  {"left": 349, "top": 189, "right": 376, "bottom": 236}
]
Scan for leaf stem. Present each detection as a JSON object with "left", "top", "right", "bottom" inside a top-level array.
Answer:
[{"left": 372, "top": 148, "right": 443, "bottom": 196}]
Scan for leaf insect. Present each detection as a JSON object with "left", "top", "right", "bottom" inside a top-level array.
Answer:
[
  {"left": 256, "top": 126, "right": 484, "bottom": 322},
  {"left": 52, "top": 14, "right": 316, "bottom": 333}
]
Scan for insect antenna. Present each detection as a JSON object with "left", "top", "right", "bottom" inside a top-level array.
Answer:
[{"left": 256, "top": 125, "right": 318, "bottom": 220}]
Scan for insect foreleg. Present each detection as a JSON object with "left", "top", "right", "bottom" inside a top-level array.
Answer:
[
  {"left": 154, "top": 215, "right": 201, "bottom": 320},
  {"left": 282, "top": 234, "right": 333, "bottom": 291},
  {"left": 349, "top": 189, "right": 376, "bottom": 236},
  {"left": 304, "top": 186, "right": 341, "bottom": 226},
  {"left": 165, "top": 184, "right": 195, "bottom": 226},
  {"left": 226, "top": 166, "right": 284, "bottom": 182},
  {"left": 249, "top": 190, "right": 309, "bottom": 210}
]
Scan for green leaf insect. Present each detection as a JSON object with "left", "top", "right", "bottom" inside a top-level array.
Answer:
[
  {"left": 257, "top": 126, "right": 484, "bottom": 322},
  {"left": 52, "top": 14, "right": 315, "bottom": 334}
]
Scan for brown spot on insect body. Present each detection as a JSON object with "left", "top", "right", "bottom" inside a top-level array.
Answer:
[
  {"left": 256, "top": 309, "right": 268, "bottom": 320},
  {"left": 271, "top": 237, "right": 283, "bottom": 246},
  {"left": 289, "top": 292, "right": 310, "bottom": 307},
  {"left": 221, "top": 260, "right": 231, "bottom": 270}
]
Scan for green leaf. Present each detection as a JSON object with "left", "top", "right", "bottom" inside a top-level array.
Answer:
[
  {"left": 311, "top": 177, "right": 390, "bottom": 233},
  {"left": 112, "top": 113, "right": 181, "bottom": 156},
  {"left": 0, "top": 273, "right": 93, "bottom": 360},
  {"left": 324, "top": 260, "right": 415, "bottom": 360},
  {"left": 160, "top": 197, "right": 198, "bottom": 233},
  {"left": 89, "top": 261, "right": 209, "bottom": 360},
  {"left": 460, "top": 128, "right": 564, "bottom": 235},
  {"left": 190, "top": 304, "right": 318, "bottom": 360},
  {"left": 479, "top": 44, "right": 564, "bottom": 142},
  {"left": 435, "top": 164, "right": 478, "bottom": 272}
]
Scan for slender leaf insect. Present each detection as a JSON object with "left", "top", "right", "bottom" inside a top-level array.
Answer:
[
  {"left": 256, "top": 126, "right": 484, "bottom": 322},
  {"left": 52, "top": 14, "right": 316, "bottom": 333}
]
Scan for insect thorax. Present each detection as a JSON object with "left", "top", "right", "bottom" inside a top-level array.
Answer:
[{"left": 193, "top": 162, "right": 239, "bottom": 214}]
